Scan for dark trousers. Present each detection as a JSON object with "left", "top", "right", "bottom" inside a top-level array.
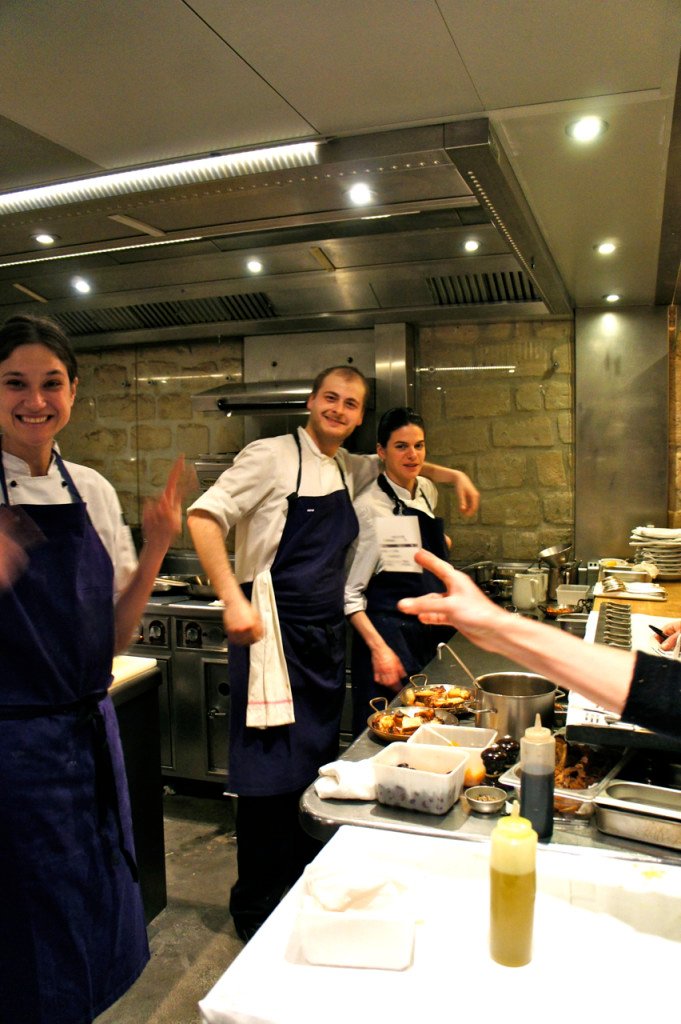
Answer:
[{"left": 229, "top": 789, "right": 323, "bottom": 937}]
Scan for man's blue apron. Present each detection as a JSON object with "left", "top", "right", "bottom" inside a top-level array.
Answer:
[
  {"left": 0, "top": 447, "right": 148, "bottom": 1024},
  {"left": 350, "top": 473, "right": 453, "bottom": 735},
  {"left": 228, "top": 433, "right": 359, "bottom": 795}
]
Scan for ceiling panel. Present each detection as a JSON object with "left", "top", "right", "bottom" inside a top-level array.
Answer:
[
  {"left": 438, "top": 0, "right": 677, "bottom": 108},
  {"left": 0, "top": 0, "right": 677, "bottom": 339},
  {"left": 190, "top": 0, "right": 482, "bottom": 132},
  {"left": 0, "top": 0, "right": 312, "bottom": 169}
]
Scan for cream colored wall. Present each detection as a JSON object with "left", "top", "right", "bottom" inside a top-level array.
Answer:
[
  {"left": 417, "top": 320, "right": 574, "bottom": 564},
  {"left": 59, "top": 339, "right": 243, "bottom": 547},
  {"left": 59, "top": 320, "right": 575, "bottom": 562}
]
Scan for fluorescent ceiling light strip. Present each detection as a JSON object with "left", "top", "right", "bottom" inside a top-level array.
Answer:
[
  {"left": 418, "top": 365, "right": 516, "bottom": 372},
  {"left": 0, "top": 142, "right": 320, "bottom": 215},
  {"left": 0, "top": 235, "right": 203, "bottom": 269}
]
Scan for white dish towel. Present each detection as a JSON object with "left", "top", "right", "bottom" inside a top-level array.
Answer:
[
  {"left": 246, "top": 570, "right": 295, "bottom": 728},
  {"left": 314, "top": 759, "right": 377, "bottom": 800}
]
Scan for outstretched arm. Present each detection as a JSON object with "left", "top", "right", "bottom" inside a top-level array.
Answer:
[
  {"left": 187, "top": 510, "right": 264, "bottom": 645},
  {"left": 420, "top": 464, "right": 479, "bottom": 517},
  {"left": 114, "top": 456, "right": 188, "bottom": 652},
  {"left": 348, "top": 610, "right": 406, "bottom": 689},
  {"left": 398, "top": 548, "right": 636, "bottom": 715}
]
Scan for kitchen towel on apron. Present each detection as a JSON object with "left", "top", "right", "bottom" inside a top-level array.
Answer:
[{"left": 246, "top": 569, "right": 295, "bottom": 728}]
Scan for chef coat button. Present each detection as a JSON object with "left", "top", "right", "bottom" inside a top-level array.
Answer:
[
  {"left": 61, "top": 480, "right": 68, "bottom": 487},
  {"left": 9, "top": 480, "right": 17, "bottom": 487}
]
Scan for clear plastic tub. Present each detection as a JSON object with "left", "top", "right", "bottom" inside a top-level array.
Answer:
[
  {"left": 372, "top": 742, "right": 468, "bottom": 814},
  {"left": 556, "top": 584, "right": 590, "bottom": 607},
  {"left": 407, "top": 724, "right": 497, "bottom": 749}
]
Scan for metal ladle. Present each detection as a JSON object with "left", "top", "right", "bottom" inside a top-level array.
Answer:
[{"left": 437, "top": 641, "right": 479, "bottom": 689}]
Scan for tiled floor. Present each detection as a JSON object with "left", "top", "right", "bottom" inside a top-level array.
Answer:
[{"left": 97, "top": 785, "right": 242, "bottom": 1024}]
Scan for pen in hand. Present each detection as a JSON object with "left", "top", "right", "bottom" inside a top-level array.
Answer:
[{"left": 649, "top": 624, "right": 666, "bottom": 640}]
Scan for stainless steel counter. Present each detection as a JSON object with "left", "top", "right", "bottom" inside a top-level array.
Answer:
[{"left": 300, "top": 630, "right": 681, "bottom": 868}]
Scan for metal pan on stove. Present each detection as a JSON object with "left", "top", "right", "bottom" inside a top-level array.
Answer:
[{"left": 367, "top": 697, "right": 459, "bottom": 742}]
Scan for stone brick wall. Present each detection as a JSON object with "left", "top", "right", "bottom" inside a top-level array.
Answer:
[
  {"left": 57, "top": 320, "right": 577, "bottom": 562},
  {"left": 59, "top": 339, "right": 243, "bottom": 548},
  {"left": 416, "top": 320, "right": 574, "bottom": 564}
]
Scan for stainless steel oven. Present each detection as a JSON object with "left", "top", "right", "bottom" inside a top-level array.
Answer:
[{"left": 129, "top": 598, "right": 229, "bottom": 785}]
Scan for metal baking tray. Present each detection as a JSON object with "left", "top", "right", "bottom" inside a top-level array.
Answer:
[
  {"left": 595, "top": 780, "right": 681, "bottom": 850},
  {"left": 499, "top": 747, "right": 630, "bottom": 809}
]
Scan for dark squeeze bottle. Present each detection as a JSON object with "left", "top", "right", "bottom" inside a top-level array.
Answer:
[{"left": 519, "top": 714, "right": 555, "bottom": 840}]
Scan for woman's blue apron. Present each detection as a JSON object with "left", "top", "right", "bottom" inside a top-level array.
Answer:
[
  {"left": 228, "top": 433, "right": 359, "bottom": 796},
  {"left": 0, "top": 447, "right": 148, "bottom": 1024},
  {"left": 350, "top": 473, "right": 452, "bottom": 735}
]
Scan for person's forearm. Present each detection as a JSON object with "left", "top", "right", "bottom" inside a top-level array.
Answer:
[
  {"left": 186, "top": 511, "right": 243, "bottom": 608},
  {"left": 349, "top": 609, "right": 391, "bottom": 653},
  {"left": 113, "top": 536, "right": 168, "bottom": 653},
  {"left": 468, "top": 612, "right": 636, "bottom": 714},
  {"left": 421, "top": 462, "right": 459, "bottom": 485}
]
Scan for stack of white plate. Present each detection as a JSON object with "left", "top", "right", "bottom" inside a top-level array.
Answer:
[{"left": 629, "top": 526, "right": 681, "bottom": 579}]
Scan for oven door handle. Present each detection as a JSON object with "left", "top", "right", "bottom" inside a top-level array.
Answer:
[{"left": 208, "top": 707, "right": 228, "bottom": 718}]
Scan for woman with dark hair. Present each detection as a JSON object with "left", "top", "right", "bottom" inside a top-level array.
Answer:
[
  {"left": 345, "top": 407, "right": 464, "bottom": 735},
  {"left": 0, "top": 314, "right": 186, "bottom": 1024}
]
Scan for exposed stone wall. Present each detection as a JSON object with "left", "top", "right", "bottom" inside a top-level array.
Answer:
[
  {"left": 57, "top": 320, "right": 577, "bottom": 562},
  {"left": 417, "top": 320, "right": 574, "bottom": 564},
  {"left": 59, "top": 339, "right": 243, "bottom": 547}
]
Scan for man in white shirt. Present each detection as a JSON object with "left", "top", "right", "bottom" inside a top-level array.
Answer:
[{"left": 188, "top": 367, "right": 478, "bottom": 941}]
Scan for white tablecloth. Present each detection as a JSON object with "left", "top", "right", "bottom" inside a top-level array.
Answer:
[{"left": 199, "top": 825, "right": 681, "bottom": 1024}]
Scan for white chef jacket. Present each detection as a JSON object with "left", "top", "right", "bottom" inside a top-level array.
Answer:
[
  {"left": 188, "top": 426, "right": 379, "bottom": 583},
  {"left": 1, "top": 449, "right": 137, "bottom": 600},
  {"left": 344, "top": 473, "right": 439, "bottom": 616}
]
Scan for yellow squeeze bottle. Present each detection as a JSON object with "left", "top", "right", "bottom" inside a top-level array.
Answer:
[{"left": 489, "top": 801, "right": 537, "bottom": 967}]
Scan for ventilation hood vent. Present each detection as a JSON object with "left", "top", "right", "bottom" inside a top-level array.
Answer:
[
  {"left": 426, "top": 269, "right": 540, "bottom": 306},
  {"left": 53, "top": 291, "right": 276, "bottom": 337},
  {"left": 192, "top": 376, "right": 376, "bottom": 415},
  {"left": 192, "top": 380, "right": 313, "bottom": 414}
]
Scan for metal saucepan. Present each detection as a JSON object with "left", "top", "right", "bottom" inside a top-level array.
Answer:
[
  {"left": 189, "top": 575, "right": 217, "bottom": 599},
  {"left": 470, "top": 672, "right": 564, "bottom": 741},
  {"left": 152, "top": 577, "right": 190, "bottom": 595}
]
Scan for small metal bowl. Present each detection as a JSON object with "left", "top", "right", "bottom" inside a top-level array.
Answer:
[{"left": 465, "top": 785, "right": 507, "bottom": 814}]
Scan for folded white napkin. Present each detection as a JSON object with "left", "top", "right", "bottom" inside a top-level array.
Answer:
[
  {"left": 246, "top": 570, "right": 295, "bottom": 729},
  {"left": 313, "top": 759, "right": 377, "bottom": 800},
  {"left": 302, "top": 863, "right": 408, "bottom": 912}
]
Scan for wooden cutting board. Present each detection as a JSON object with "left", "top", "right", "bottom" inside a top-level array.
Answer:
[{"left": 110, "top": 655, "right": 158, "bottom": 689}]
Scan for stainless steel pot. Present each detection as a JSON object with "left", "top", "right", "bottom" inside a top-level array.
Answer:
[{"left": 470, "top": 672, "right": 561, "bottom": 741}]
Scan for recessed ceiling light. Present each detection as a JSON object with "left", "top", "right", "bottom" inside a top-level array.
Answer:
[
  {"left": 246, "top": 258, "right": 263, "bottom": 274},
  {"left": 348, "top": 182, "right": 373, "bottom": 206},
  {"left": 566, "top": 116, "right": 608, "bottom": 142},
  {"left": 603, "top": 293, "right": 621, "bottom": 303},
  {"left": 32, "top": 232, "right": 58, "bottom": 245},
  {"left": 72, "top": 276, "right": 91, "bottom": 294},
  {"left": 464, "top": 239, "right": 480, "bottom": 252},
  {"left": 595, "top": 242, "right": 616, "bottom": 255}
]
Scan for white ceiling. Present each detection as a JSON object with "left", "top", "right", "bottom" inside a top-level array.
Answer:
[{"left": 0, "top": 0, "right": 679, "bottom": 342}]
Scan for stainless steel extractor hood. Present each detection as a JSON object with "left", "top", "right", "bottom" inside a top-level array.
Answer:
[
  {"left": 191, "top": 380, "right": 313, "bottom": 414},
  {"left": 192, "top": 377, "right": 376, "bottom": 414}
]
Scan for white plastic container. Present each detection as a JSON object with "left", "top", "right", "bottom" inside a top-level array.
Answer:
[
  {"left": 298, "top": 903, "right": 415, "bottom": 970},
  {"left": 296, "top": 862, "right": 416, "bottom": 970},
  {"left": 407, "top": 724, "right": 497, "bottom": 750},
  {"left": 372, "top": 741, "right": 468, "bottom": 814},
  {"left": 555, "top": 583, "right": 590, "bottom": 607}
]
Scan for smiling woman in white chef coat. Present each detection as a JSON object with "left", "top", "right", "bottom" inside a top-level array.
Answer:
[{"left": 0, "top": 314, "right": 186, "bottom": 1024}]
